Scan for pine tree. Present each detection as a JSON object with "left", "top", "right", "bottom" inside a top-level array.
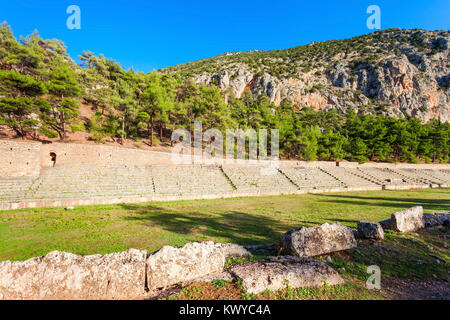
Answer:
[
  {"left": 298, "top": 125, "right": 321, "bottom": 161},
  {"left": 41, "top": 63, "right": 82, "bottom": 140},
  {"left": 0, "top": 70, "right": 46, "bottom": 138},
  {"left": 111, "top": 78, "right": 135, "bottom": 144},
  {"left": 140, "top": 72, "right": 172, "bottom": 146}
]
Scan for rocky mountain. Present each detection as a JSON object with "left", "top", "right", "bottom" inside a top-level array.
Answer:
[{"left": 161, "top": 28, "right": 450, "bottom": 122}]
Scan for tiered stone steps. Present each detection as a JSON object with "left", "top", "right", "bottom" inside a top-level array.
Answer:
[
  {"left": 357, "top": 168, "right": 416, "bottom": 186},
  {"left": 430, "top": 170, "right": 450, "bottom": 184},
  {"left": 280, "top": 167, "right": 344, "bottom": 190},
  {"left": 0, "top": 165, "right": 449, "bottom": 206},
  {"left": 320, "top": 167, "right": 380, "bottom": 188},
  {"left": 222, "top": 166, "right": 297, "bottom": 193},
  {"left": 391, "top": 168, "right": 441, "bottom": 185},
  {"left": 342, "top": 168, "right": 382, "bottom": 186},
  {"left": 385, "top": 168, "right": 428, "bottom": 186},
  {"left": 151, "top": 165, "right": 234, "bottom": 195},
  {"left": 28, "top": 164, "right": 155, "bottom": 200},
  {"left": 0, "top": 178, "right": 34, "bottom": 201}
]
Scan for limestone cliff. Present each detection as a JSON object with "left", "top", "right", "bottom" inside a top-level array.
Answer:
[{"left": 161, "top": 29, "right": 450, "bottom": 122}]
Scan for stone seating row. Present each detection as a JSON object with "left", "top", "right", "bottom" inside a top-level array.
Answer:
[{"left": 0, "top": 165, "right": 449, "bottom": 203}]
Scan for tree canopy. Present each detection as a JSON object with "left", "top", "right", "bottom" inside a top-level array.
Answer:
[{"left": 0, "top": 22, "right": 448, "bottom": 163}]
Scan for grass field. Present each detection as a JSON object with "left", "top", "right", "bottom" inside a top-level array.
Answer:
[
  {"left": 0, "top": 188, "right": 449, "bottom": 261},
  {"left": 1, "top": 188, "right": 449, "bottom": 300}
]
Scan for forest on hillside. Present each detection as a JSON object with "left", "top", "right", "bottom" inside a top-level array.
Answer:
[{"left": 0, "top": 22, "right": 449, "bottom": 163}]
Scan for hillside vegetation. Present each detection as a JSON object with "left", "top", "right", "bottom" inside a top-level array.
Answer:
[
  {"left": 162, "top": 28, "right": 450, "bottom": 123},
  {"left": 0, "top": 22, "right": 449, "bottom": 163}
]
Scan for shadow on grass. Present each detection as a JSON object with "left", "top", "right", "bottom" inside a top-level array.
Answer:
[
  {"left": 116, "top": 189, "right": 449, "bottom": 246},
  {"left": 313, "top": 192, "right": 450, "bottom": 212},
  {"left": 119, "top": 204, "right": 295, "bottom": 245}
]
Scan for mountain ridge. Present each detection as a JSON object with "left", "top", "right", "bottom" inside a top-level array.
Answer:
[{"left": 161, "top": 28, "right": 450, "bottom": 122}]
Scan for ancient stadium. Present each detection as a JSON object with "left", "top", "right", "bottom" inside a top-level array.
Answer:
[
  {"left": 0, "top": 10, "right": 449, "bottom": 301},
  {"left": 1, "top": 139, "right": 449, "bottom": 210},
  {"left": 1, "top": 139, "right": 450, "bottom": 300}
]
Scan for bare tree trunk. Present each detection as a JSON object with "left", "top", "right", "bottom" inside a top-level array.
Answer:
[
  {"left": 150, "top": 114, "right": 154, "bottom": 147},
  {"left": 60, "top": 112, "right": 65, "bottom": 141},
  {"left": 121, "top": 115, "right": 125, "bottom": 145},
  {"left": 60, "top": 95, "right": 66, "bottom": 141}
]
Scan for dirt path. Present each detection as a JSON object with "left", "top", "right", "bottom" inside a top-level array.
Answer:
[{"left": 383, "top": 278, "right": 450, "bottom": 300}]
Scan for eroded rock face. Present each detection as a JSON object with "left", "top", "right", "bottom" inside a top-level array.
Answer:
[
  {"left": 230, "top": 256, "right": 344, "bottom": 294},
  {"left": 357, "top": 221, "right": 384, "bottom": 240},
  {"left": 146, "top": 241, "right": 225, "bottom": 291},
  {"left": 280, "top": 223, "right": 357, "bottom": 257},
  {"left": 169, "top": 30, "right": 450, "bottom": 122},
  {"left": 391, "top": 206, "right": 425, "bottom": 233},
  {"left": 0, "top": 249, "right": 147, "bottom": 300}
]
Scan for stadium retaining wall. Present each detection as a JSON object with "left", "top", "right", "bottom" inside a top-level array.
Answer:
[
  {"left": 1, "top": 140, "right": 450, "bottom": 179},
  {"left": 0, "top": 140, "right": 41, "bottom": 177}
]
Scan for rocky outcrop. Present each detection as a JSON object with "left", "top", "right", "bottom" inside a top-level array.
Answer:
[
  {"left": 230, "top": 256, "right": 344, "bottom": 294},
  {"left": 423, "top": 213, "right": 443, "bottom": 228},
  {"left": 379, "top": 218, "right": 393, "bottom": 230},
  {"left": 191, "top": 271, "right": 234, "bottom": 285},
  {"left": 164, "top": 29, "right": 450, "bottom": 122},
  {"left": 380, "top": 208, "right": 448, "bottom": 232},
  {"left": 146, "top": 241, "right": 225, "bottom": 291},
  {"left": 391, "top": 206, "right": 425, "bottom": 233},
  {"left": 244, "top": 243, "right": 278, "bottom": 255},
  {"left": 434, "top": 212, "right": 450, "bottom": 226},
  {"left": 279, "top": 223, "right": 357, "bottom": 257},
  {"left": 423, "top": 212, "right": 450, "bottom": 228},
  {"left": 357, "top": 221, "right": 384, "bottom": 240},
  {"left": 0, "top": 249, "right": 147, "bottom": 300}
]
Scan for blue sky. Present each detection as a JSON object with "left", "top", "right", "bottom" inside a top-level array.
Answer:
[{"left": 1, "top": 0, "right": 449, "bottom": 72}]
